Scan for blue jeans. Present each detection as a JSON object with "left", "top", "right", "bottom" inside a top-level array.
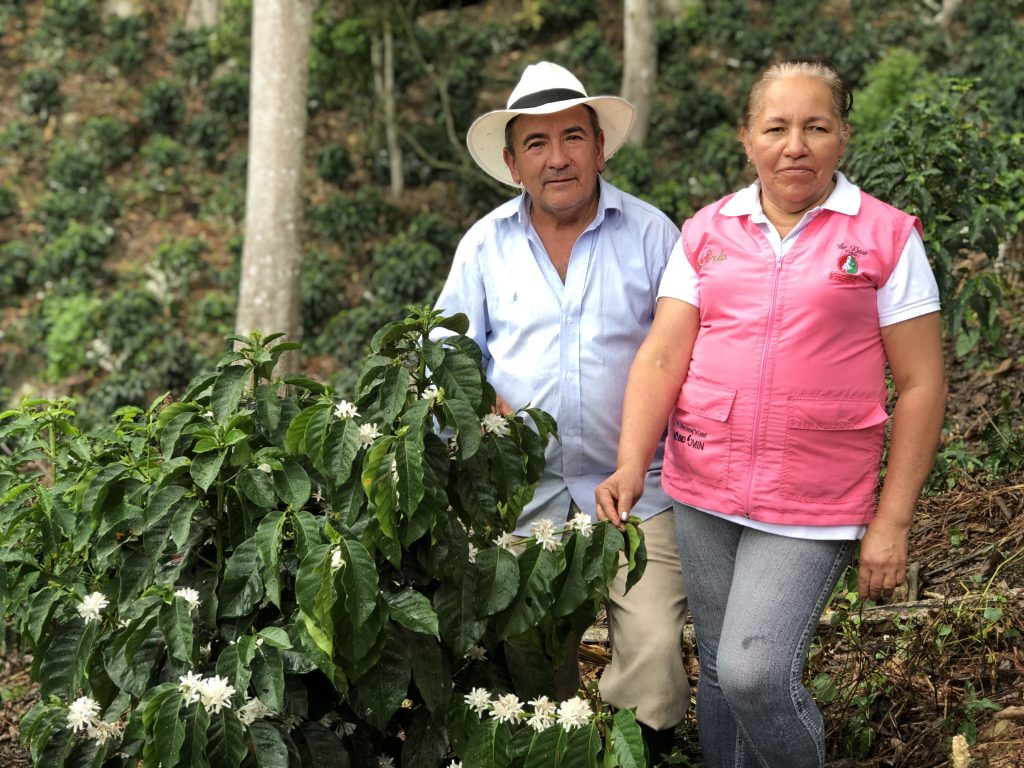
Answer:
[{"left": 675, "top": 505, "right": 854, "bottom": 768}]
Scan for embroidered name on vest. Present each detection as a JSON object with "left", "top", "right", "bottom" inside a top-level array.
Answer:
[
  {"left": 672, "top": 421, "right": 707, "bottom": 451},
  {"left": 829, "top": 241, "right": 868, "bottom": 284},
  {"left": 696, "top": 247, "right": 728, "bottom": 270}
]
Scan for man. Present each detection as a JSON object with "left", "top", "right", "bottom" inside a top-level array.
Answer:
[{"left": 434, "top": 61, "right": 689, "bottom": 762}]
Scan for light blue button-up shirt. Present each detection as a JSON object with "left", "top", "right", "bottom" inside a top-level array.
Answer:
[{"left": 434, "top": 176, "right": 678, "bottom": 534}]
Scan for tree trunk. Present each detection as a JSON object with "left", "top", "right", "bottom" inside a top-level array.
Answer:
[
  {"left": 622, "top": 0, "right": 657, "bottom": 147},
  {"left": 235, "top": 0, "right": 313, "bottom": 374},
  {"left": 372, "top": 16, "right": 403, "bottom": 200},
  {"left": 185, "top": 0, "right": 223, "bottom": 29}
]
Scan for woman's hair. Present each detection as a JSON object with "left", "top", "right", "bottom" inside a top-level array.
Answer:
[{"left": 742, "top": 56, "right": 854, "bottom": 132}]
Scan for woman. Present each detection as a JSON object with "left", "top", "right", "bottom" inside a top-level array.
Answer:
[{"left": 595, "top": 57, "right": 946, "bottom": 767}]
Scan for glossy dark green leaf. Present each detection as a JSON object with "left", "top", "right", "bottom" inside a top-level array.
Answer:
[
  {"left": 474, "top": 546, "right": 519, "bottom": 617},
  {"left": 218, "top": 538, "right": 264, "bottom": 618},
  {"left": 275, "top": 459, "right": 311, "bottom": 509},
  {"left": 495, "top": 546, "right": 558, "bottom": 641},
  {"left": 207, "top": 708, "right": 248, "bottom": 768},
  {"left": 39, "top": 618, "right": 97, "bottom": 698},
  {"left": 385, "top": 587, "right": 439, "bottom": 637},
  {"left": 210, "top": 364, "right": 251, "bottom": 424},
  {"left": 190, "top": 448, "right": 227, "bottom": 492}
]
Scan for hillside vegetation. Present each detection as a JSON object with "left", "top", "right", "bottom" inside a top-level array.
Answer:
[{"left": 1, "top": 0, "right": 1023, "bottom": 766}]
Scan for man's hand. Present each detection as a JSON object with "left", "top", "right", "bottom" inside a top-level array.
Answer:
[
  {"left": 494, "top": 393, "right": 514, "bottom": 416},
  {"left": 857, "top": 517, "right": 911, "bottom": 600},
  {"left": 595, "top": 469, "right": 645, "bottom": 532}
]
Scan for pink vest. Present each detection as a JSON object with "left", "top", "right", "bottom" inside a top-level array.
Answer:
[{"left": 662, "top": 192, "right": 922, "bottom": 525}]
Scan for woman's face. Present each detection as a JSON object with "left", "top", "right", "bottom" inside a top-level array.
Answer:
[{"left": 741, "top": 73, "right": 848, "bottom": 217}]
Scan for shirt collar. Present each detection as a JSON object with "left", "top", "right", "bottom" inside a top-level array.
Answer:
[
  {"left": 719, "top": 171, "right": 860, "bottom": 218},
  {"left": 511, "top": 174, "right": 621, "bottom": 230}
]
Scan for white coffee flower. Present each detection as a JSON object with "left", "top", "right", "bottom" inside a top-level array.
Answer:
[
  {"left": 76, "top": 592, "right": 109, "bottom": 624},
  {"left": 448, "top": 762, "right": 463, "bottom": 768},
  {"left": 174, "top": 587, "right": 201, "bottom": 610},
  {"left": 529, "top": 519, "right": 559, "bottom": 552},
  {"left": 463, "top": 645, "right": 487, "bottom": 662},
  {"left": 199, "top": 675, "right": 235, "bottom": 714},
  {"left": 334, "top": 399, "right": 359, "bottom": 420},
  {"left": 463, "top": 687, "right": 491, "bottom": 715},
  {"left": 86, "top": 719, "right": 125, "bottom": 743},
  {"left": 178, "top": 671, "right": 204, "bottom": 705},
  {"left": 66, "top": 696, "right": 100, "bottom": 733},
  {"left": 257, "top": 462, "right": 273, "bottom": 474},
  {"left": 492, "top": 532, "right": 516, "bottom": 551},
  {"left": 330, "top": 547, "right": 346, "bottom": 573},
  {"left": 357, "top": 422, "right": 382, "bottom": 449},
  {"left": 489, "top": 693, "right": 525, "bottom": 724},
  {"left": 480, "top": 412, "right": 510, "bottom": 437},
  {"left": 467, "top": 543, "right": 478, "bottom": 563},
  {"left": 420, "top": 384, "right": 440, "bottom": 400},
  {"left": 951, "top": 734, "right": 971, "bottom": 768},
  {"left": 377, "top": 755, "right": 396, "bottom": 768},
  {"left": 528, "top": 696, "right": 556, "bottom": 731},
  {"left": 236, "top": 696, "right": 273, "bottom": 726},
  {"left": 567, "top": 512, "right": 594, "bottom": 538},
  {"left": 338, "top": 721, "right": 357, "bottom": 736},
  {"left": 556, "top": 697, "right": 593, "bottom": 731}
]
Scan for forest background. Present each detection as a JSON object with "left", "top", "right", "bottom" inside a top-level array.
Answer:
[{"left": 0, "top": 0, "right": 1023, "bottom": 766}]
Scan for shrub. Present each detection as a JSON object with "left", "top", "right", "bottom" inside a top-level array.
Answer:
[
  {"left": 169, "top": 25, "right": 216, "bottom": 83},
  {"left": 45, "top": 142, "right": 104, "bottom": 193},
  {"left": 307, "top": 187, "right": 397, "bottom": 249},
  {"left": 0, "top": 183, "right": 18, "bottom": 220},
  {"left": 205, "top": 70, "right": 250, "bottom": 125},
  {"left": 182, "top": 112, "right": 231, "bottom": 168},
  {"left": 140, "top": 79, "right": 187, "bottom": 136},
  {"left": 300, "top": 249, "right": 350, "bottom": 340},
  {"left": 367, "top": 234, "right": 446, "bottom": 306},
  {"left": 42, "top": 292, "right": 102, "bottom": 381},
  {"left": 32, "top": 221, "right": 114, "bottom": 288},
  {"left": 77, "top": 116, "right": 134, "bottom": 170},
  {"left": 0, "top": 240, "right": 34, "bottom": 307},
  {"left": 18, "top": 68, "right": 62, "bottom": 122},
  {"left": 315, "top": 144, "right": 354, "bottom": 188},
  {"left": 1, "top": 310, "right": 647, "bottom": 767},
  {"left": 190, "top": 289, "right": 237, "bottom": 338},
  {"left": 0, "top": 120, "right": 39, "bottom": 156},
  {"left": 33, "top": 186, "right": 120, "bottom": 237},
  {"left": 36, "top": 0, "right": 98, "bottom": 45},
  {"left": 102, "top": 13, "right": 149, "bottom": 74}
]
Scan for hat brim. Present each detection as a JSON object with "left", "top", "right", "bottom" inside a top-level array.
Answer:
[{"left": 466, "top": 96, "right": 636, "bottom": 187}]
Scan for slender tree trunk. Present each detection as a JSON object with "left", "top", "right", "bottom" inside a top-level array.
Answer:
[
  {"left": 622, "top": 0, "right": 657, "bottom": 146},
  {"left": 235, "top": 0, "right": 313, "bottom": 373},
  {"left": 372, "top": 16, "right": 403, "bottom": 200},
  {"left": 185, "top": 0, "right": 223, "bottom": 29}
]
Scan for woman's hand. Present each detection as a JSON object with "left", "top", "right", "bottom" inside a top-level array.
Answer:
[
  {"left": 857, "top": 516, "right": 911, "bottom": 600},
  {"left": 595, "top": 468, "right": 646, "bottom": 532}
]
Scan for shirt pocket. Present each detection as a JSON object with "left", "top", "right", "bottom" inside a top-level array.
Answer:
[
  {"left": 667, "top": 378, "right": 736, "bottom": 488},
  {"left": 780, "top": 397, "right": 889, "bottom": 503}
]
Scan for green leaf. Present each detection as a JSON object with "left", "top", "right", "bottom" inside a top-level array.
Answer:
[
  {"left": 293, "top": 722, "right": 350, "bottom": 768},
  {"left": 275, "top": 459, "right": 312, "bottom": 509},
  {"left": 190, "top": 448, "right": 227, "bottom": 492},
  {"left": 153, "top": 691, "right": 186, "bottom": 768},
  {"left": 379, "top": 364, "right": 413, "bottom": 423},
  {"left": 582, "top": 523, "right": 624, "bottom": 596},
  {"left": 207, "top": 708, "right": 248, "bottom": 768},
  {"left": 623, "top": 523, "right": 647, "bottom": 595},
  {"left": 553, "top": 533, "right": 591, "bottom": 618},
  {"left": 436, "top": 312, "right": 470, "bottom": 334},
  {"left": 325, "top": 418, "right": 361, "bottom": 488},
  {"left": 385, "top": 588, "right": 439, "bottom": 637},
  {"left": 159, "top": 598, "right": 195, "bottom": 663},
  {"left": 395, "top": 432, "right": 425, "bottom": 515},
  {"left": 520, "top": 724, "right": 561, "bottom": 768},
  {"left": 434, "top": 569, "right": 486, "bottom": 656},
  {"left": 211, "top": 364, "right": 251, "bottom": 423},
  {"left": 39, "top": 619, "right": 97, "bottom": 698},
  {"left": 257, "top": 626, "right": 293, "bottom": 649},
  {"left": 239, "top": 467, "right": 278, "bottom": 508},
  {"left": 441, "top": 397, "right": 481, "bottom": 460},
  {"left": 496, "top": 546, "right": 558, "bottom": 641},
  {"left": 251, "top": 644, "right": 286, "bottom": 712},
  {"left": 219, "top": 538, "right": 265, "bottom": 618},
  {"left": 179, "top": 701, "right": 212, "bottom": 768},
  {"left": 216, "top": 638, "right": 257, "bottom": 696},
  {"left": 255, "top": 510, "right": 286, "bottom": 607},
  {"left": 610, "top": 709, "right": 646, "bottom": 768},
  {"left": 405, "top": 630, "right": 451, "bottom": 714},
  {"left": 463, "top": 716, "right": 512, "bottom": 768},
  {"left": 474, "top": 546, "right": 520, "bottom": 616},
  {"left": 255, "top": 383, "right": 283, "bottom": 436},
  {"left": 348, "top": 625, "right": 410, "bottom": 731},
  {"left": 285, "top": 406, "right": 318, "bottom": 454}
]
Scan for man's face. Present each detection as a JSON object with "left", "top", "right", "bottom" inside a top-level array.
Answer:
[{"left": 502, "top": 105, "right": 605, "bottom": 224}]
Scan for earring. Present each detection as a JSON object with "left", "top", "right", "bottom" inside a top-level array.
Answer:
[{"left": 837, "top": 155, "right": 844, "bottom": 168}]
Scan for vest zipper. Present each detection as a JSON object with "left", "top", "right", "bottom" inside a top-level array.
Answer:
[{"left": 743, "top": 258, "right": 783, "bottom": 516}]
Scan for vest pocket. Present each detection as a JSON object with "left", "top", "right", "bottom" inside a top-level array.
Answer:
[
  {"left": 667, "top": 378, "right": 736, "bottom": 488},
  {"left": 780, "top": 397, "right": 889, "bottom": 503}
]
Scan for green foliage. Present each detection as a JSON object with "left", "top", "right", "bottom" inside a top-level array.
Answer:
[
  {"left": 852, "top": 49, "right": 935, "bottom": 137},
  {"left": 101, "top": 12, "right": 149, "bottom": 74},
  {"left": 45, "top": 142, "right": 104, "bottom": 193},
  {"left": 183, "top": 112, "right": 231, "bottom": 169},
  {"left": 169, "top": 25, "right": 217, "bottom": 83},
  {"left": 0, "top": 119, "right": 39, "bottom": 156},
  {"left": 307, "top": 187, "right": 398, "bottom": 249},
  {"left": 846, "top": 78, "right": 1024, "bottom": 359},
  {"left": 140, "top": 79, "right": 187, "bottom": 137},
  {"left": 78, "top": 116, "right": 134, "bottom": 170},
  {"left": 205, "top": 70, "right": 250, "bottom": 125},
  {"left": 315, "top": 144, "right": 354, "bottom": 188},
  {"left": 36, "top": 0, "right": 98, "bottom": 45},
  {"left": 0, "top": 183, "right": 17, "bottom": 220},
  {"left": 31, "top": 222, "right": 113, "bottom": 290},
  {"left": 0, "top": 310, "right": 645, "bottom": 767},
  {"left": 558, "top": 24, "right": 621, "bottom": 97},
  {"left": 0, "top": 240, "right": 34, "bottom": 308},
  {"left": 18, "top": 68, "right": 62, "bottom": 122},
  {"left": 42, "top": 293, "right": 102, "bottom": 382}
]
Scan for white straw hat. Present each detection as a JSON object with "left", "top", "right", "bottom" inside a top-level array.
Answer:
[{"left": 466, "top": 61, "right": 636, "bottom": 187}]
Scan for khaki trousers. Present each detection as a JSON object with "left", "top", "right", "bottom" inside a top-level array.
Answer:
[{"left": 556, "top": 508, "right": 692, "bottom": 730}]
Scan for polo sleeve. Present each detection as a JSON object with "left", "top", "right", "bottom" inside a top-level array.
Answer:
[
  {"left": 877, "top": 228, "right": 941, "bottom": 327},
  {"left": 656, "top": 237, "right": 701, "bottom": 308}
]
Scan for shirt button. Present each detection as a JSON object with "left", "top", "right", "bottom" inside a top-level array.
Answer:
[
  {"left": 566, "top": 428, "right": 575, "bottom": 436},
  {"left": 566, "top": 317, "right": 574, "bottom": 324},
  {"left": 564, "top": 372, "right": 571, "bottom": 380}
]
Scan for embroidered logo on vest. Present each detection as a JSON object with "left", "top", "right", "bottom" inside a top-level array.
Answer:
[
  {"left": 696, "top": 247, "right": 728, "bottom": 270},
  {"left": 829, "top": 242, "right": 868, "bottom": 284}
]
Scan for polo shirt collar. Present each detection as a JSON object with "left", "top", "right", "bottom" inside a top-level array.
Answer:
[
  {"left": 512, "top": 174, "right": 621, "bottom": 229},
  {"left": 719, "top": 171, "right": 860, "bottom": 218}
]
